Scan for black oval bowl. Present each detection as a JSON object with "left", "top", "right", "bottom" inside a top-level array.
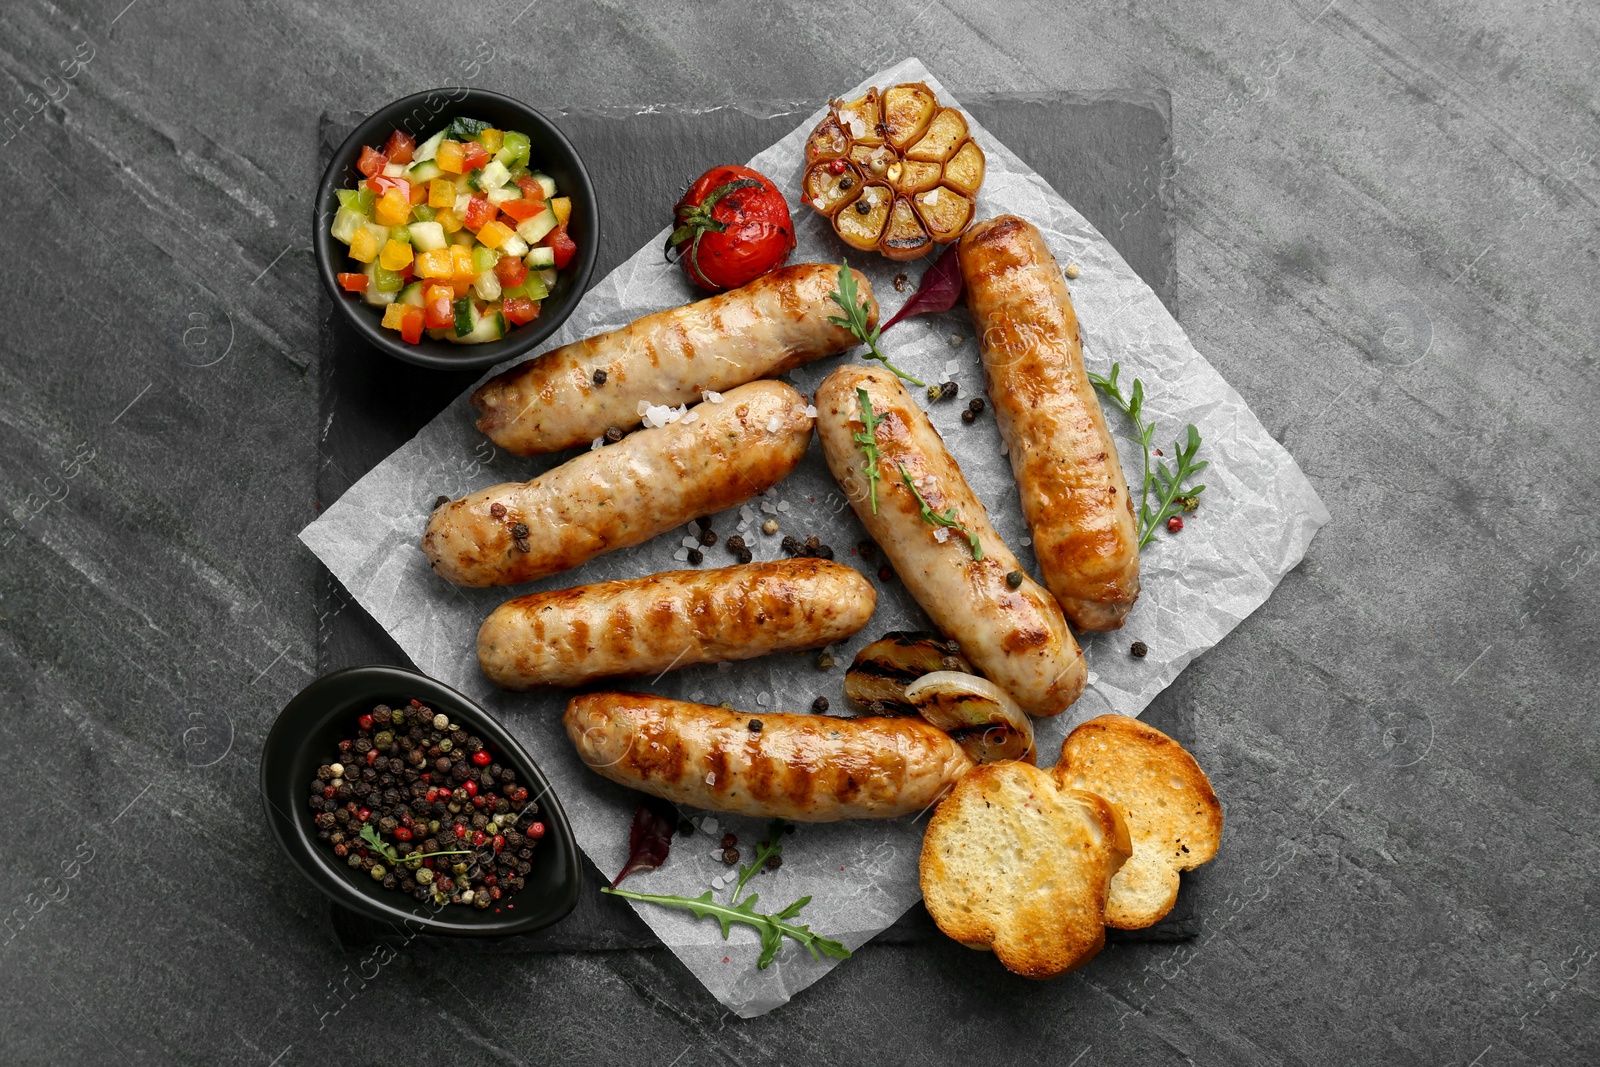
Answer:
[
  {"left": 314, "top": 87, "right": 599, "bottom": 372},
  {"left": 261, "top": 665, "right": 580, "bottom": 936}
]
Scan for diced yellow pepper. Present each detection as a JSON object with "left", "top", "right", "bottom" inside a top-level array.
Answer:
[
  {"left": 550, "top": 197, "right": 572, "bottom": 227},
  {"left": 437, "top": 209, "right": 462, "bottom": 234},
  {"left": 479, "top": 128, "right": 504, "bottom": 153},
  {"left": 348, "top": 227, "right": 379, "bottom": 263},
  {"left": 415, "top": 249, "right": 455, "bottom": 278},
  {"left": 450, "top": 244, "right": 475, "bottom": 283},
  {"left": 374, "top": 188, "right": 411, "bottom": 226},
  {"left": 381, "top": 303, "right": 408, "bottom": 330},
  {"left": 475, "top": 220, "right": 514, "bottom": 250},
  {"left": 408, "top": 181, "right": 429, "bottom": 206},
  {"left": 436, "top": 140, "right": 466, "bottom": 174},
  {"left": 379, "top": 239, "right": 414, "bottom": 270},
  {"left": 428, "top": 179, "right": 455, "bottom": 208}
]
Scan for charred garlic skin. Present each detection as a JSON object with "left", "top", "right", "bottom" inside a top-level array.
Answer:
[{"left": 802, "top": 82, "right": 987, "bottom": 262}]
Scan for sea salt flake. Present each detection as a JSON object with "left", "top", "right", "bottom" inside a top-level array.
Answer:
[
  {"left": 776, "top": 500, "right": 790, "bottom": 512},
  {"left": 760, "top": 502, "right": 777, "bottom": 514},
  {"left": 737, "top": 520, "right": 750, "bottom": 533},
  {"left": 703, "top": 389, "right": 724, "bottom": 404},
  {"left": 705, "top": 771, "right": 717, "bottom": 786},
  {"left": 673, "top": 548, "right": 690, "bottom": 561},
  {"left": 682, "top": 536, "right": 700, "bottom": 549},
  {"left": 701, "top": 817, "right": 719, "bottom": 837},
  {"left": 741, "top": 506, "right": 756, "bottom": 521},
  {"left": 689, "top": 521, "right": 702, "bottom": 535},
  {"left": 712, "top": 874, "right": 727, "bottom": 889},
  {"left": 716, "top": 661, "right": 732, "bottom": 672},
  {"left": 925, "top": 188, "right": 939, "bottom": 206},
  {"left": 949, "top": 333, "right": 963, "bottom": 346},
  {"left": 766, "top": 415, "right": 781, "bottom": 433},
  {"left": 933, "top": 527, "right": 951, "bottom": 543},
  {"left": 590, "top": 437, "right": 604, "bottom": 451},
  {"left": 1020, "top": 536, "right": 1032, "bottom": 546},
  {"left": 757, "top": 692, "right": 770, "bottom": 706},
  {"left": 637, "top": 400, "right": 652, "bottom": 416},
  {"left": 811, "top": 197, "right": 826, "bottom": 211},
  {"left": 944, "top": 359, "right": 960, "bottom": 375},
  {"left": 804, "top": 404, "right": 818, "bottom": 419}
]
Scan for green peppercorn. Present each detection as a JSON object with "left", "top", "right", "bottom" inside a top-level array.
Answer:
[
  {"left": 439, "top": 738, "right": 453, "bottom": 753},
  {"left": 370, "top": 864, "right": 386, "bottom": 880},
  {"left": 373, "top": 731, "right": 393, "bottom": 748},
  {"left": 390, "top": 708, "right": 406, "bottom": 726},
  {"left": 416, "top": 868, "right": 434, "bottom": 884},
  {"left": 1006, "top": 570, "right": 1024, "bottom": 589}
]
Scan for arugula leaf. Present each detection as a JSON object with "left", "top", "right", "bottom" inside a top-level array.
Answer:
[
  {"left": 852, "top": 389, "right": 884, "bottom": 515},
  {"left": 731, "top": 820, "right": 788, "bottom": 904},
  {"left": 827, "top": 260, "right": 924, "bottom": 385},
  {"left": 895, "top": 463, "right": 983, "bottom": 561},
  {"left": 1087, "top": 362, "right": 1207, "bottom": 548},
  {"left": 447, "top": 116, "right": 492, "bottom": 140},
  {"left": 359, "top": 823, "right": 399, "bottom": 866},
  {"left": 602, "top": 887, "right": 851, "bottom": 970}
]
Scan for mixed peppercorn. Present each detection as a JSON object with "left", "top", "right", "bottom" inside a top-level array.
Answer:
[{"left": 308, "top": 699, "right": 544, "bottom": 911}]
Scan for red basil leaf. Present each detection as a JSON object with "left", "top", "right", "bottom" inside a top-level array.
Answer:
[
  {"left": 880, "top": 244, "right": 964, "bottom": 333},
  {"left": 612, "top": 797, "right": 679, "bottom": 887}
]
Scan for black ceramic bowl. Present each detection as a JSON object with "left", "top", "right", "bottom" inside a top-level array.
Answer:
[
  {"left": 314, "top": 88, "right": 599, "bottom": 371},
  {"left": 261, "top": 664, "right": 580, "bottom": 936}
]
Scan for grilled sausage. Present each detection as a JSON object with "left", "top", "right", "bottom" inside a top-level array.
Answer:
[
  {"left": 815, "top": 365, "right": 1085, "bottom": 717},
  {"left": 425, "top": 381, "right": 812, "bottom": 587},
  {"left": 959, "top": 216, "right": 1140, "bottom": 631},
  {"left": 478, "top": 560, "right": 877, "bottom": 689},
  {"left": 564, "top": 692, "right": 974, "bottom": 821},
  {"left": 473, "top": 264, "right": 877, "bottom": 455}
]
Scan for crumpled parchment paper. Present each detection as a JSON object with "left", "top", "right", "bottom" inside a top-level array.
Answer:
[{"left": 300, "top": 57, "right": 1329, "bottom": 1017}]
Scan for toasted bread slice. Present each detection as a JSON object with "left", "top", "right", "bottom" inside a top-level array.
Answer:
[
  {"left": 919, "top": 761, "right": 1131, "bottom": 978},
  {"left": 1055, "top": 715, "right": 1222, "bottom": 930}
]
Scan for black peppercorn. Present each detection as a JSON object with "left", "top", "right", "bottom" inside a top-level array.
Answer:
[
  {"left": 722, "top": 847, "right": 741, "bottom": 865},
  {"left": 812, "top": 696, "right": 830, "bottom": 713},
  {"left": 839, "top": 176, "right": 854, "bottom": 190},
  {"left": 817, "top": 544, "right": 834, "bottom": 560},
  {"left": 856, "top": 540, "right": 876, "bottom": 561},
  {"left": 604, "top": 425, "right": 624, "bottom": 443},
  {"left": 699, "top": 528, "right": 717, "bottom": 547},
  {"left": 765, "top": 854, "right": 783, "bottom": 871},
  {"left": 781, "top": 535, "right": 801, "bottom": 555},
  {"left": 720, "top": 833, "right": 738, "bottom": 849},
  {"left": 490, "top": 502, "right": 506, "bottom": 519},
  {"left": 854, "top": 199, "right": 871, "bottom": 214},
  {"left": 878, "top": 565, "right": 894, "bottom": 581},
  {"left": 804, "top": 535, "right": 820, "bottom": 552},
  {"left": 735, "top": 547, "right": 753, "bottom": 564},
  {"left": 592, "top": 368, "right": 608, "bottom": 386},
  {"left": 511, "top": 522, "right": 529, "bottom": 539},
  {"left": 961, "top": 409, "right": 976, "bottom": 424},
  {"left": 433, "top": 495, "right": 450, "bottom": 510},
  {"left": 1130, "top": 641, "right": 1149, "bottom": 658},
  {"left": 968, "top": 397, "right": 985, "bottom": 413},
  {"left": 687, "top": 548, "right": 703, "bottom": 565},
  {"left": 748, "top": 719, "right": 763, "bottom": 733},
  {"left": 678, "top": 820, "right": 695, "bottom": 837},
  {"left": 726, "top": 535, "right": 746, "bottom": 553},
  {"left": 514, "top": 538, "right": 531, "bottom": 553}
]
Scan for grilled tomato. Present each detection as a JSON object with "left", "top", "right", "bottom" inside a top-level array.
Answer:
[
  {"left": 666, "top": 164, "right": 796, "bottom": 292},
  {"left": 802, "top": 83, "right": 986, "bottom": 262}
]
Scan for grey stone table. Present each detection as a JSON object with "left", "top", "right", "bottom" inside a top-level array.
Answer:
[{"left": 1, "top": 2, "right": 1595, "bottom": 1065}]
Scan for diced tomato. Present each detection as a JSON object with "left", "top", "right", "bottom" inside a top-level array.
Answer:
[
  {"left": 384, "top": 130, "right": 416, "bottom": 166},
  {"left": 502, "top": 296, "right": 540, "bottom": 325},
  {"left": 494, "top": 255, "right": 528, "bottom": 288},
  {"left": 499, "top": 198, "right": 544, "bottom": 223},
  {"left": 462, "top": 142, "right": 490, "bottom": 172},
  {"left": 397, "top": 261, "right": 415, "bottom": 282},
  {"left": 400, "top": 305, "right": 425, "bottom": 344},
  {"left": 461, "top": 196, "right": 493, "bottom": 232},
  {"left": 424, "top": 285, "right": 454, "bottom": 329},
  {"left": 337, "top": 272, "right": 369, "bottom": 292},
  {"left": 514, "top": 176, "right": 546, "bottom": 202},
  {"left": 356, "top": 145, "right": 387, "bottom": 178},
  {"left": 544, "top": 224, "right": 578, "bottom": 270}
]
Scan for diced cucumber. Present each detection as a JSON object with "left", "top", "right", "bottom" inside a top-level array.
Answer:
[
  {"left": 408, "top": 160, "right": 442, "bottom": 183},
  {"left": 477, "top": 160, "right": 511, "bottom": 190},
  {"left": 527, "top": 171, "right": 557, "bottom": 198},
  {"left": 524, "top": 245, "right": 556, "bottom": 269},
  {"left": 382, "top": 162, "right": 405, "bottom": 177},
  {"left": 485, "top": 186, "right": 522, "bottom": 207},
  {"left": 521, "top": 272, "right": 549, "bottom": 301},
  {"left": 409, "top": 220, "right": 447, "bottom": 252},
  {"left": 449, "top": 229, "right": 477, "bottom": 247},
  {"left": 449, "top": 304, "right": 506, "bottom": 344},
  {"left": 362, "top": 261, "right": 397, "bottom": 307},
  {"left": 412, "top": 205, "right": 437, "bottom": 222},
  {"left": 389, "top": 225, "right": 411, "bottom": 245},
  {"left": 413, "top": 128, "right": 447, "bottom": 163},
  {"left": 515, "top": 208, "right": 557, "bottom": 245},
  {"left": 472, "top": 271, "right": 502, "bottom": 301},
  {"left": 330, "top": 205, "right": 367, "bottom": 244},
  {"left": 360, "top": 222, "right": 392, "bottom": 247},
  {"left": 373, "top": 263, "right": 404, "bottom": 293},
  {"left": 398, "top": 281, "right": 426, "bottom": 307},
  {"left": 500, "top": 233, "right": 529, "bottom": 257},
  {"left": 453, "top": 192, "right": 474, "bottom": 215},
  {"left": 452, "top": 296, "right": 474, "bottom": 337},
  {"left": 537, "top": 267, "right": 558, "bottom": 290}
]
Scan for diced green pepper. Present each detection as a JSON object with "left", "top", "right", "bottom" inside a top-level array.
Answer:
[
  {"left": 390, "top": 225, "right": 411, "bottom": 245},
  {"left": 373, "top": 264, "right": 404, "bottom": 292},
  {"left": 453, "top": 296, "right": 474, "bottom": 337},
  {"left": 471, "top": 246, "right": 498, "bottom": 274},
  {"left": 412, "top": 205, "right": 436, "bottom": 222}
]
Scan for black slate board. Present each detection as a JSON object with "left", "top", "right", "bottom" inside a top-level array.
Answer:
[{"left": 314, "top": 93, "right": 1193, "bottom": 951}]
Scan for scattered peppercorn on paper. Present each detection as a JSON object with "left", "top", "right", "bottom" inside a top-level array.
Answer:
[{"left": 300, "top": 57, "right": 1328, "bottom": 1017}]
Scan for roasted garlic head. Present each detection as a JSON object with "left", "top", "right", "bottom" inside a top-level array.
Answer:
[{"left": 802, "top": 83, "right": 986, "bottom": 262}]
